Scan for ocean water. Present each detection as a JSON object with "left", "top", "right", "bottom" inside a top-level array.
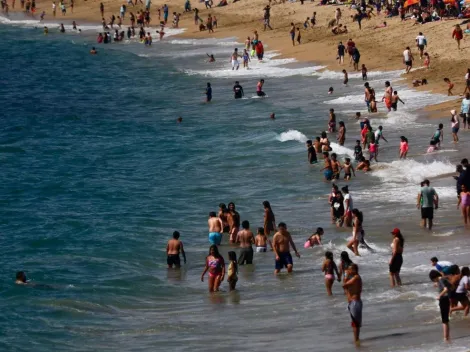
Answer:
[{"left": 2, "top": 14, "right": 470, "bottom": 352}]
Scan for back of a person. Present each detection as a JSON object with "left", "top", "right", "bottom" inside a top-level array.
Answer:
[{"left": 421, "top": 186, "right": 435, "bottom": 208}]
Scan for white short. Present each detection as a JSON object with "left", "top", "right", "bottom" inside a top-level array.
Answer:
[
  {"left": 256, "top": 247, "right": 267, "bottom": 252},
  {"left": 232, "top": 59, "right": 239, "bottom": 68}
]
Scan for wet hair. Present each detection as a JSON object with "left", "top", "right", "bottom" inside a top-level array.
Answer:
[
  {"left": 316, "top": 227, "right": 324, "bottom": 235},
  {"left": 209, "top": 211, "right": 216, "bottom": 217},
  {"left": 461, "top": 266, "right": 470, "bottom": 276},
  {"left": 352, "top": 209, "right": 363, "bottom": 223},
  {"left": 431, "top": 256, "right": 438, "bottom": 264},
  {"left": 228, "top": 202, "right": 235, "bottom": 208},
  {"left": 278, "top": 222, "right": 287, "bottom": 229},
  {"left": 341, "top": 185, "right": 349, "bottom": 193},
  {"left": 257, "top": 227, "right": 265, "bottom": 235},
  {"left": 350, "top": 263, "right": 359, "bottom": 273},
  {"left": 321, "top": 131, "right": 327, "bottom": 138},
  {"left": 356, "top": 139, "right": 360, "bottom": 144},
  {"left": 438, "top": 123, "right": 443, "bottom": 129},
  {"left": 385, "top": 81, "right": 390, "bottom": 87},
  {"left": 423, "top": 179, "right": 430, "bottom": 186},
  {"left": 209, "top": 244, "right": 221, "bottom": 258},
  {"left": 345, "top": 157, "right": 351, "bottom": 162},
  {"left": 393, "top": 91, "right": 398, "bottom": 95},
  {"left": 323, "top": 152, "right": 329, "bottom": 157},
  {"left": 325, "top": 251, "right": 333, "bottom": 260},
  {"left": 228, "top": 251, "right": 238, "bottom": 273},
  {"left": 16, "top": 271, "right": 26, "bottom": 282},
  {"left": 461, "top": 158, "right": 469, "bottom": 165},
  {"left": 315, "top": 137, "right": 321, "bottom": 141},
  {"left": 219, "top": 203, "right": 227, "bottom": 210},
  {"left": 263, "top": 200, "right": 272, "bottom": 209},
  {"left": 364, "top": 82, "right": 369, "bottom": 88},
  {"left": 356, "top": 112, "right": 361, "bottom": 117},
  {"left": 449, "top": 265, "right": 460, "bottom": 275},
  {"left": 306, "top": 139, "right": 312, "bottom": 145},
  {"left": 241, "top": 220, "right": 250, "bottom": 229},
  {"left": 341, "top": 251, "right": 353, "bottom": 266},
  {"left": 339, "top": 121, "right": 345, "bottom": 127},
  {"left": 173, "top": 231, "right": 180, "bottom": 239},
  {"left": 429, "top": 269, "right": 442, "bottom": 281}
]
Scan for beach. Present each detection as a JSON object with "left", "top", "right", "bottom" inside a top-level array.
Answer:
[{"left": 1, "top": 1, "right": 470, "bottom": 351}]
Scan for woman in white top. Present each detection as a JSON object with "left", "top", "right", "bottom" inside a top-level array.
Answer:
[
  {"left": 450, "top": 266, "right": 469, "bottom": 316},
  {"left": 450, "top": 109, "right": 459, "bottom": 143}
]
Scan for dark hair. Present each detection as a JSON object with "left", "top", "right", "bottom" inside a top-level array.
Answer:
[
  {"left": 242, "top": 220, "right": 250, "bottom": 229},
  {"left": 350, "top": 263, "right": 358, "bottom": 273},
  {"left": 257, "top": 227, "right": 265, "bottom": 235},
  {"left": 228, "top": 202, "right": 235, "bottom": 208},
  {"left": 341, "top": 251, "right": 353, "bottom": 266},
  {"left": 339, "top": 121, "right": 345, "bottom": 127},
  {"left": 431, "top": 256, "right": 438, "bottom": 263},
  {"left": 278, "top": 222, "right": 287, "bottom": 229},
  {"left": 423, "top": 179, "right": 430, "bottom": 186},
  {"left": 345, "top": 157, "right": 351, "bottom": 162},
  {"left": 316, "top": 227, "right": 324, "bottom": 235},
  {"left": 342, "top": 186, "right": 349, "bottom": 193},
  {"left": 429, "top": 269, "right": 442, "bottom": 281},
  {"left": 16, "top": 271, "right": 26, "bottom": 282},
  {"left": 173, "top": 231, "right": 180, "bottom": 239},
  {"left": 385, "top": 81, "right": 390, "bottom": 87},
  {"left": 321, "top": 131, "right": 327, "bottom": 138},
  {"left": 209, "top": 211, "right": 216, "bottom": 217},
  {"left": 356, "top": 139, "right": 360, "bottom": 143},
  {"left": 461, "top": 158, "right": 469, "bottom": 165},
  {"left": 325, "top": 251, "right": 333, "bottom": 260},
  {"left": 306, "top": 139, "right": 312, "bottom": 145},
  {"left": 209, "top": 244, "right": 221, "bottom": 258},
  {"left": 263, "top": 201, "right": 272, "bottom": 209},
  {"left": 461, "top": 266, "right": 470, "bottom": 276},
  {"left": 315, "top": 137, "right": 321, "bottom": 141},
  {"left": 352, "top": 209, "right": 363, "bottom": 223},
  {"left": 449, "top": 265, "right": 460, "bottom": 275},
  {"left": 438, "top": 123, "right": 443, "bottom": 129}
]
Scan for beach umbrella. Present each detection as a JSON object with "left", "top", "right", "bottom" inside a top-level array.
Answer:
[{"left": 404, "top": 0, "right": 420, "bottom": 7}]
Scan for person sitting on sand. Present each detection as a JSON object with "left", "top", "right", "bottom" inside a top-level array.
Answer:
[
  {"left": 332, "top": 24, "right": 343, "bottom": 35},
  {"left": 375, "top": 21, "right": 387, "bottom": 29},
  {"left": 412, "top": 78, "right": 428, "bottom": 87}
]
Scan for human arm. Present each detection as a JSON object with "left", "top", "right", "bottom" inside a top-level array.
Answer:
[
  {"left": 220, "top": 258, "right": 226, "bottom": 281},
  {"left": 399, "top": 98, "right": 405, "bottom": 104},
  {"left": 166, "top": 242, "right": 169, "bottom": 255},
  {"left": 201, "top": 259, "right": 208, "bottom": 281},
  {"left": 180, "top": 242, "right": 187, "bottom": 264},
  {"left": 289, "top": 234, "right": 300, "bottom": 258},
  {"left": 352, "top": 165, "right": 356, "bottom": 176},
  {"left": 343, "top": 274, "right": 358, "bottom": 288},
  {"left": 434, "top": 191, "right": 439, "bottom": 209},
  {"left": 457, "top": 194, "right": 461, "bottom": 209},
  {"left": 272, "top": 234, "right": 279, "bottom": 260},
  {"left": 416, "top": 192, "right": 422, "bottom": 209},
  {"left": 334, "top": 262, "right": 341, "bottom": 281}
]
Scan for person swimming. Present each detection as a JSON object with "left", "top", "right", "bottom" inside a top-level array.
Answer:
[{"left": 304, "top": 227, "right": 324, "bottom": 248}]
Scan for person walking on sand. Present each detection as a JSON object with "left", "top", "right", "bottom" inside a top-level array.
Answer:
[
  {"left": 403, "top": 47, "right": 413, "bottom": 74},
  {"left": 263, "top": 201, "right": 276, "bottom": 237},
  {"left": 201, "top": 245, "right": 225, "bottom": 293},
  {"left": 417, "top": 179, "right": 439, "bottom": 230},
  {"left": 322, "top": 251, "right": 341, "bottom": 296},
  {"left": 416, "top": 32, "right": 427, "bottom": 59},
  {"left": 335, "top": 8, "right": 342, "bottom": 25},
  {"left": 99, "top": 2, "right": 104, "bottom": 17},
  {"left": 444, "top": 78, "right": 454, "bottom": 96},
  {"left": 452, "top": 24, "right": 463, "bottom": 50},
  {"left": 389, "top": 228, "right": 404, "bottom": 287},
  {"left": 272, "top": 222, "right": 300, "bottom": 275},
  {"left": 337, "top": 41, "right": 345, "bottom": 65},
  {"left": 343, "top": 264, "right": 363, "bottom": 346},
  {"left": 166, "top": 231, "right": 186, "bottom": 268},
  {"left": 450, "top": 109, "right": 459, "bottom": 143},
  {"left": 289, "top": 23, "right": 295, "bottom": 46}
]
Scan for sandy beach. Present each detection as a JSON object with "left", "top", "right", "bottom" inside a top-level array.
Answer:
[{"left": 9, "top": 0, "right": 469, "bottom": 113}]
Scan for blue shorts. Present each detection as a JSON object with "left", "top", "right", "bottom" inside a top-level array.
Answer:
[
  {"left": 324, "top": 169, "right": 333, "bottom": 180},
  {"left": 452, "top": 127, "right": 459, "bottom": 134},
  {"left": 275, "top": 252, "right": 293, "bottom": 270},
  {"left": 209, "top": 232, "right": 222, "bottom": 245}
]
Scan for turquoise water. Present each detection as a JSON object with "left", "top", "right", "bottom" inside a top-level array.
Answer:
[{"left": 2, "top": 18, "right": 470, "bottom": 352}]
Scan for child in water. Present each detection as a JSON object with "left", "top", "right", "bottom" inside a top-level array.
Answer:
[
  {"left": 304, "top": 227, "right": 324, "bottom": 248},
  {"left": 444, "top": 78, "right": 454, "bottom": 96},
  {"left": 399, "top": 136, "right": 409, "bottom": 159},
  {"left": 361, "top": 64, "right": 368, "bottom": 80},
  {"left": 357, "top": 157, "right": 371, "bottom": 171},
  {"left": 255, "top": 227, "right": 271, "bottom": 252},
  {"left": 343, "top": 158, "right": 356, "bottom": 180},
  {"left": 227, "top": 251, "right": 238, "bottom": 291},
  {"left": 354, "top": 140, "right": 363, "bottom": 161},
  {"left": 328, "top": 87, "right": 334, "bottom": 95},
  {"left": 427, "top": 140, "right": 438, "bottom": 153}
]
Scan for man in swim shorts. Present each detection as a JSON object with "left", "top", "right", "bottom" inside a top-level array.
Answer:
[
  {"left": 208, "top": 212, "right": 223, "bottom": 245},
  {"left": 321, "top": 152, "right": 333, "bottom": 181},
  {"left": 166, "top": 231, "right": 186, "bottom": 268},
  {"left": 236, "top": 220, "right": 255, "bottom": 265},
  {"left": 343, "top": 264, "right": 363, "bottom": 346},
  {"left": 272, "top": 222, "right": 300, "bottom": 274},
  {"left": 218, "top": 203, "right": 230, "bottom": 234},
  {"left": 382, "top": 81, "right": 393, "bottom": 112},
  {"left": 231, "top": 48, "right": 240, "bottom": 70}
]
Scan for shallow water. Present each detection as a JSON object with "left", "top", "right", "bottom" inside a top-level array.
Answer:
[{"left": 1, "top": 15, "right": 470, "bottom": 351}]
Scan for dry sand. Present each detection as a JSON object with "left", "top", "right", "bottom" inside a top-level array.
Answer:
[{"left": 9, "top": 0, "right": 470, "bottom": 114}]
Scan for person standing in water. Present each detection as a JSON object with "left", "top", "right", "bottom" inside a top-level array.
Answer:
[
  {"left": 417, "top": 179, "right": 439, "bottom": 230},
  {"left": 342, "top": 186, "right": 353, "bottom": 227},
  {"left": 231, "top": 48, "right": 240, "bottom": 70},
  {"left": 208, "top": 212, "right": 223, "bottom": 245},
  {"left": 399, "top": 136, "right": 409, "bottom": 159},
  {"left": 389, "top": 228, "right": 404, "bottom": 287},
  {"left": 343, "top": 264, "right": 363, "bottom": 346},
  {"left": 227, "top": 202, "right": 240, "bottom": 243},
  {"left": 306, "top": 140, "right": 317, "bottom": 164},
  {"left": 263, "top": 201, "right": 276, "bottom": 237},
  {"left": 255, "top": 227, "right": 270, "bottom": 252},
  {"left": 233, "top": 81, "right": 244, "bottom": 99},
  {"left": 429, "top": 270, "right": 451, "bottom": 342},
  {"left": 322, "top": 251, "right": 341, "bottom": 296},
  {"left": 205, "top": 82, "right": 212, "bottom": 102},
  {"left": 337, "top": 121, "right": 346, "bottom": 146},
  {"left": 236, "top": 220, "right": 255, "bottom": 265},
  {"left": 201, "top": 245, "right": 225, "bottom": 293},
  {"left": 272, "top": 222, "right": 300, "bottom": 274},
  {"left": 338, "top": 251, "right": 354, "bottom": 283},
  {"left": 347, "top": 209, "right": 363, "bottom": 256},
  {"left": 256, "top": 79, "right": 266, "bottom": 97},
  {"left": 166, "top": 231, "right": 186, "bottom": 268},
  {"left": 321, "top": 152, "right": 333, "bottom": 181},
  {"left": 227, "top": 251, "right": 238, "bottom": 291}
]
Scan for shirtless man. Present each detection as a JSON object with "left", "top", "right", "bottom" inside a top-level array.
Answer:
[
  {"left": 364, "top": 82, "right": 371, "bottom": 112},
  {"left": 208, "top": 212, "right": 223, "bottom": 245},
  {"left": 166, "top": 231, "right": 186, "bottom": 268},
  {"left": 255, "top": 227, "right": 270, "bottom": 252},
  {"left": 231, "top": 48, "right": 240, "bottom": 70},
  {"left": 322, "top": 152, "right": 333, "bottom": 181},
  {"left": 236, "top": 220, "right": 255, "bottom": 265},
  {"left": 218, "top": 203, "right": 230, "bottom": 233},
  {"left": 343, "top": 264, "right": 363, "bottom": 346},
  {"left": 272, "top": 222, "right": 300, "bottom": 274},
  {"left": 227, "top": 202, "right": 240, "bottom": 243},
  {"left": 382, "top": 81, "right": 393, "bottom": 112},
  {"left": 331, "top": 153, "right": 342, "bottom": 180}
]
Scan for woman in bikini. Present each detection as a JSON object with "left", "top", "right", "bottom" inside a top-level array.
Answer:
[
  {"left": 347, "top": 209, "right": 363, "bottom": 256},
  {"left": 320, "top": 131, "right": 331, "bottom": 152},
  {"left": 201, "top": 245, "right": 225, "bottom": 292},
  {"left": 304, "top": 227, "right": 324, "bottom": 248},
  {"left": 457, "top": 184, "right": 470, "bottom": 227},
  {"left": 321, "top": 251, "right": 341, "bottom": 296}
]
